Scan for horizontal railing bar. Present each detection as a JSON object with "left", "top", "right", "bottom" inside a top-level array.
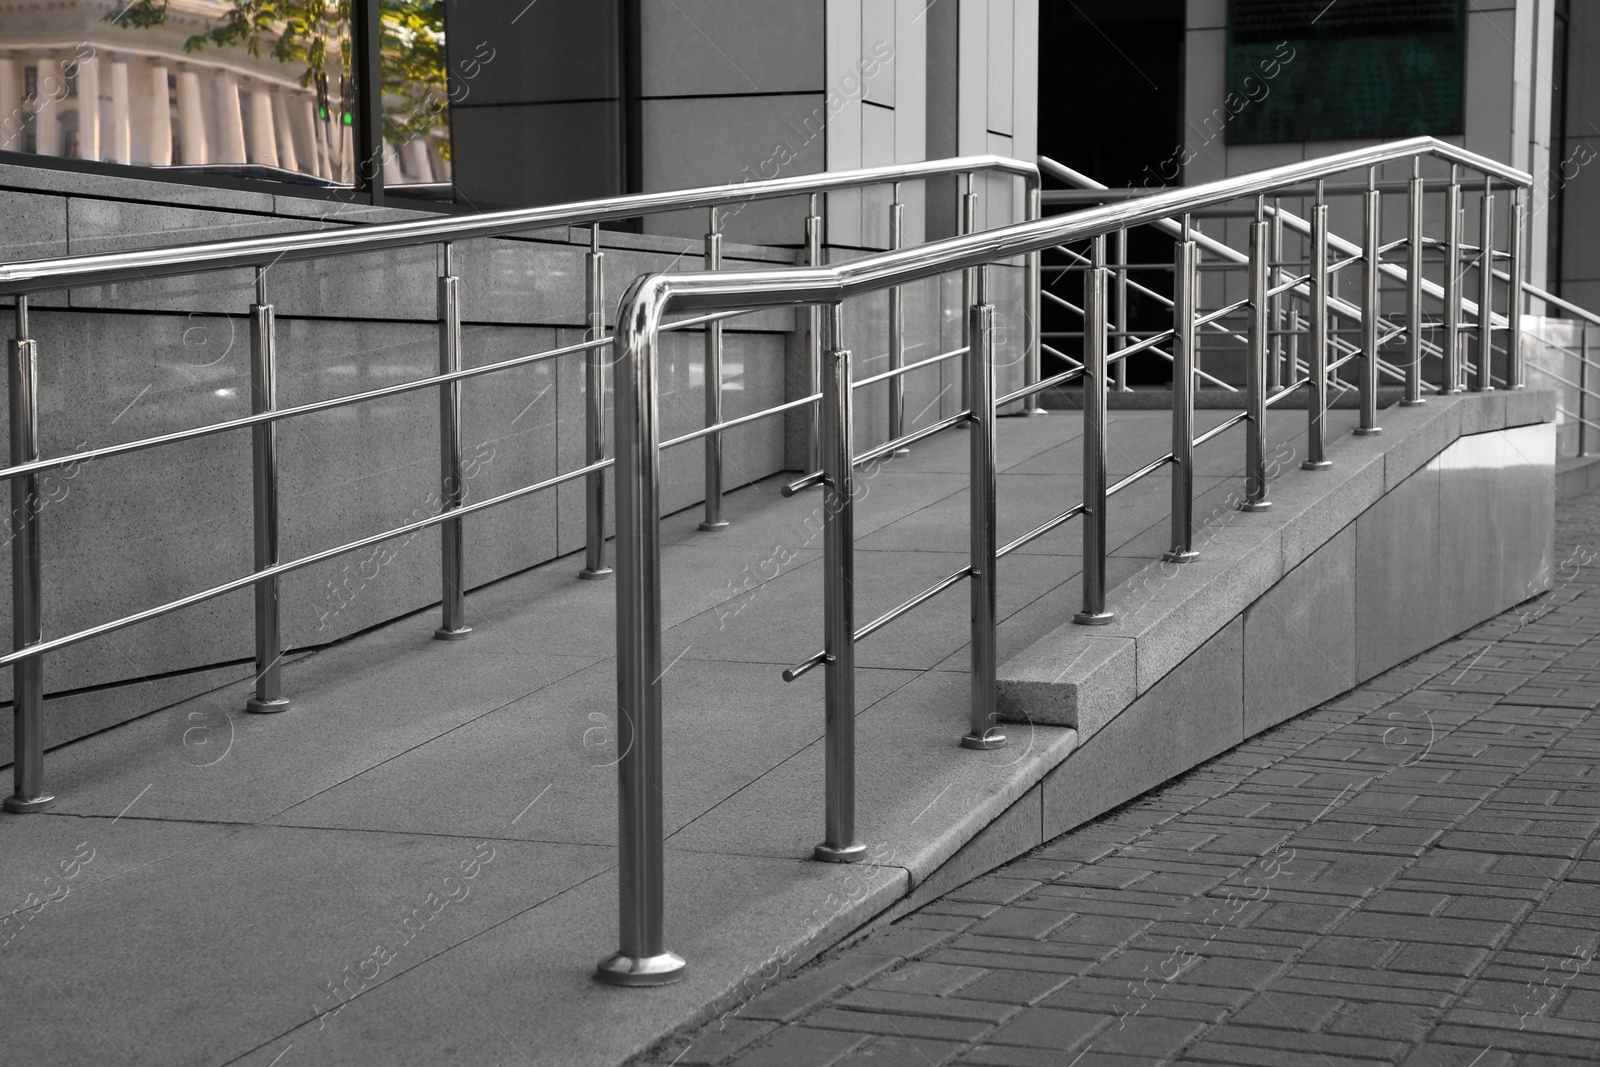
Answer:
[
  {"left": 0, "top": 455, "right": 615, "bottom": 668},
  {"left": 1327, "top": 254, "right": 1363, "bottom": 274},
  {"left": 1195, "top": 298, "right": 1251, "bottom": 329},
  {"left": 782, "top": 409, "right": 974, "bottom": 496},
  {"left": 1192, "top": 410, "right": 1250, "bottom": 448},
  {"left": 1106, "top": 452, "right": 1175, "bottom": 497},
  {"left": 996, "top": 366, "right": 1085, "bottom": 407},
  {"left": 660, "top": 308, "right": 762, "bottom": 333},
  {"left": 0, "top": 154, "right": 1040, "bottom": 295},
  {"left": 0, "top": 332, "right": 612, "bottom": 482},
  {"left": 1264, "top": 377, "right": 1310, "bottom": 408},
  {"left": 782, "top": 565, "right": 974, "bottom": 682},
  {"left": 1525, "top": 280, "right": 1600, "bottom": 327},
  {"left": 1042, "top": 289, "right": 1083, "bottom": 314},
  {"left": 853, "top": 346, "right": 967, "bottom": 389},
  {"left": 1327, "top": 350, "right": 1360, "bottom": 375},
  {"left": 1267, "top": 272, "right": 1311, "bottom": 298},
  {"left": 1556, "top": 404, "right": 1600, "bottom": 432},
  {"left": 1377, "top": 326, "right": 1407, "bottom": 348},
  {"left": 1116, "top": 328, "right": 1178, "bottom": 361},
  {"left": 1528, "top": 361, "right": 1600, "bottom": 402},
  {"left": 1377, "top": 238, "right": 1409, "bottom": 255},
  {"left": 660, "top": 392, "right": 821, "bottom": 450},
  {"left": 1040, "top": 342, "right": 1083, "bottom": 367},
  {"left": 997, "top": 503, "right": 1086, "bottom": 558}
]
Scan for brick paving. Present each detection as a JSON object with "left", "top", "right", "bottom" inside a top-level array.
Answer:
[{"left": 639, "top": 485, "right": 1600, "bottom": 1067}]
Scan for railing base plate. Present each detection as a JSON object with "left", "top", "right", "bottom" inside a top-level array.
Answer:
[
  {"left": 813, "top": 841, "right": 868, "bottom": 863},
  {"left": 245, "top": 696, "right": 292, "bottom": 715},
  {"left": 577, "top": 567, "right": 614, "bottom": 581},
  {"left": 961, "top": 730, "right": 1007, "bottom": 750},
  {"left": 1162, "top": 549, "right": 1199, "bottom": 564},
  {"left": 595, "top": 951, "right": 687, "bottom": 987},
  {"left": 1353, "top": 427, "right": 1383, "bottom": 436},
  {"left": 1301, "top": 460, "right": 1333, "bottom": 471},
  {"left": 3, "top": 793, "right": 56, "bottom": 813},
  {"left": 434, "top": 626, "right": 473, "bottom": 641},
  {"left": 1241, "top": 501, "right": 1272, "bottom": 513},
  {"left": 1073, "top": 611, "right": 1115, "bottom": 626},
  {"left": 698, "top": 521, "right": 731, "bottom": 532},
  {"left": 1400, "top": 398, "right": 1427, "bottom": 407}
]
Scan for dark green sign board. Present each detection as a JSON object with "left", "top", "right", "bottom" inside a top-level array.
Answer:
[{"left": 1226, "top": 0, "right": 1465, "bottom": 144}]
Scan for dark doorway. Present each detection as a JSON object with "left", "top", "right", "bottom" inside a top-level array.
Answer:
[{"left": 1038, "top": 1, "right": 1186, "bottom": 385}]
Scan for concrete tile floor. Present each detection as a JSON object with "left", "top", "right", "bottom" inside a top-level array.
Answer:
[
  {"left": 640, "top": 482, "right": 1600, "bottom": 1067},
  {"left": 0, "top": 405, "right": 1378, "bottom": 1066}
]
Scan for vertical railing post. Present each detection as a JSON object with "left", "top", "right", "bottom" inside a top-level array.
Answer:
[
  {"left": 1508, "top": 187, "right": 1525, "bottom": 389},
  {"left": 597, "top": 276, "right": 684, "bottom": 987},
  {"left": 435, "top": 244, "right": 471, "bottom": 639},
  {"left": 1442, "top": 168, "right": 1463, "bottom": 393},
  {"left": 1024, "top": 179, "right": 1045, "bottom": 415},
  {"left": 700, "top": 208, "right": 729, "bottom": 531},
  {"left": 1357, "top": 168, "right": 1382, "bottom": 435},
  {"left": 815, "top": 302, "right": 867, "bottom": 862},
  {"left": 1302, "top": 185, "right": 1333, "bottom": 471},
  {"left": 887, "top": 183, "right": 909, "bottom": 452},
  {"left": 963, "top": 273, "right": 1005, "bottom": 749},
  {"left": 1245, "top": 209, "right": 1272, "bottom": 511},
  {"left": 806, "top": 194, "right": 824, "bottom": 471},
  {"left": 5, "top": 296, "right": 52, "bottom": 813},
  {"left": 1270, "top": 200, "right": 1284, "bottom": 391},
  {"left": 579, "top": 224, "right": 613, "bottom": 579},
  {"left": 960, "top": 173, "right": 978, "bottom": 422},
  {"left": 247, "top": 268, "right": 290, "bottom": 713},
  {"left": 1474, "top": 179, "right": 1495, "bottom": 392},
  {"left": 1075, "top": 235, "right": 1114, "bottom": 625},
  {"left": 1112, "top": 227, "right": 1129, "bottom": 392},
  {"left": 1166, "top": 223, "right": 1199, "bottom": 563},
  {"left": 1403, "top": 161, "right": 1426, "bottom": 406},
  {"left": 1582, "top": 321, "right": 1592, "bottom": 457}
]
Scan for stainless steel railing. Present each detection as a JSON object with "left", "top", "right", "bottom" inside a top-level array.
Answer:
[
  {"left": 0, "top": 153, "right": 1041, "bottom": 815},
  {"left": 603, "top": 135, "right": 1533, "bottom": 985},
  {"left": 1523, "top": 281, "right": 1600, "bottom": 454}
]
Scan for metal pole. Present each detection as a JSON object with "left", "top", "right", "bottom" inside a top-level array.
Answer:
[
  {"left": 1403, "top": 163, "right": 1426, "bottom": 406},
  {"left": 1075, "top": 235, "right": 1114, "bottom": 625},
  {"left": 1509, "top": 187, "right": 1525, "bottom": 389},
  {"left": 1167, "top": 224, "right": 1198, "bottom": 562},
  {"left": 5, "top": 295, "right": 52, "bottom": 813},
  {"left": 960, "top": 173, "right": 978, "bottom": 424},
  {"left": 1245, "top": 212, "right": 1272, "bottom": 511},
  {"left": 1303, "top": 187, "right": 1333, "bottom": 471},
  {"left": 700, "top": 208, "right": 729, "bottom": 531},
  {"left": 1112, "top": 227, "right": 1129, "bottom": 392},
  {"left": 579, "top": 224, "right": 612, "bottom": 579},
  {"left": 1442, "top": 169, "right": 1463, "bottom": 394},
  {"left": 1024, "top": 180, "right": 1045, "bottom": 415},
  {"left": 1357, "top": 170, "right": 1382, "bottom": 435},
  {"left": 1270, "top": 200, "right": 1283, "bottom": 391},
  {"left": 597, "top": 277, "right": 685, "bottom": 987},
  {"left": 815, "top": 302, "right": 867, "bottom": 861},
  {"left": 247, "top": 268, "right": 290, "bottom": 713},
  {"left": 963, "top": 278, "right": 1005, "bottom": 749},
  {"left": 806, "top": 195, "right": 824, "bottom": 471},
  {"left": 1582, "top": 321, "right": 1592, "bottom": 457},
  {"left": 887, "top": 184, "right": 909, "bottom": 453},
  {"left": 1475, "top": 181, "right": 1495, "bottom": 392},
  {"left": 435, "top": 245, "right": 471, "bottom": 639}
]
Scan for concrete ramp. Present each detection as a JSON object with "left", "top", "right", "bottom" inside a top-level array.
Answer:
[{"left": 0, "top": 392, "right": 1555, "bottom": 1067}]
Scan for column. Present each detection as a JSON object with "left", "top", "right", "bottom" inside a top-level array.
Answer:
[
  {"left": 108, "top": 60, "right": 130, "bottom": 164},
  {"left": 247, "top": 82, "right": 277, "bottom": 167},
  {"left": 75, "top": 53, "right": 100, "bottom": 161},
  {"left": 270, "top": 90, "right": 298, "bottom": 172},
  {"left": 214, "top": 69, "right": 247, "bottom": 165},
  {"left": 35, "top": 54, "right": 65, "bottom": 157},
  {"left": 296, "top": 97, "right": 325, "bottom": 178},
  {"left": 0, "top": 59, "right": 19, "bottom": 152},
  {"left": 405, "top": 138, "right": 433, "bottom": 183},
  {"left": 382, "top": 141, "right": 401, "bottom": 184},
  {"left": 176, "top": 67, "right": 205, "bottom": 165},
  {"left": 144, "top": 62, "right": 172, "bottom": 166}
]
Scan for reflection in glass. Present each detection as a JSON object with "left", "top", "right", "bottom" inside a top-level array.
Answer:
[{"left": 0, "top": 1, "right": 451, "bottom": 192}]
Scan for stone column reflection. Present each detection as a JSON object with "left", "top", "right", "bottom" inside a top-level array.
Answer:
[
  {"left": 215, "top": 70, "right": 247, "bottom": 165},
  {"left": 108, "top": 60, "right": 130, "bottom": 164},
  {"left": 176, "top": 68, "right": 204, "bottom": 164}
]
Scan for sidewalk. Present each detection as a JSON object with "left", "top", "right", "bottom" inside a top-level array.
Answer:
[{"left": 641, "top": 486, "right": 1600, "bottom": 1067}]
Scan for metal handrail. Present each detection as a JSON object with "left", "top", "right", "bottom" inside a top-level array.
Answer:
[
  {"left": 600, "top": 135, "right": 1533, "bottom": 985},
  {"left": 0, "top": 153, "right": 1043, "bottom": 821}
]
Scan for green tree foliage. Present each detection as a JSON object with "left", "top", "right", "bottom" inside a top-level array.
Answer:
[{"left": 107, "top": 1, "right": 448, "bottom": 153}]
